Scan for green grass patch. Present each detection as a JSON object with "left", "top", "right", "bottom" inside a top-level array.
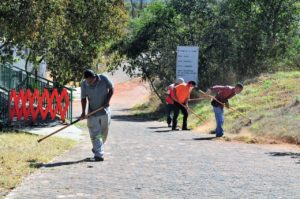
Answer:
[
  {"left": 132, "top": 95, "right": 166, "bottom": 120},
  {"left": 135, "top": 71, "right": 300, "bottom": 145},
  {"left": 0, "top": 132, "right": 76, "bottom": 197}
]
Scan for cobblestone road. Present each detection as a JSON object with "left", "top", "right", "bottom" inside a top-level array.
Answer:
[
  {"left": 5, "top": 75, "right": 300, "bottom": 199},
  {"left": 6, "top": 106, "right": 300, "bottom": 199}
]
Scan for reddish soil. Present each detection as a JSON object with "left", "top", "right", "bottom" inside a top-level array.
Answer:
[
  {"left": 72, "top": 77, "right": 150, "bottom": 117},
  {"left": 111, "top": 78, "right": 150, "bottom": 109}
]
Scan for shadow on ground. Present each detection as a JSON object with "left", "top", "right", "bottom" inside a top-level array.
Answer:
[
  {"left": 193, "top": 136, "right": 217, "bottom": 141},
  {"left": 267, "top": 152, "right": 300, "bottom": 164},
  {"left": 147, "top": 126, "right": 169, "bottom": 129},
  {"left": 111, "top": 114, "right": 156, "bottom": 122},
  {"left": 154, "top": 130, "right": 174, "bottom": 133},
  {"left": 28, "top": 158, "right": 100, "bottom": 168}
]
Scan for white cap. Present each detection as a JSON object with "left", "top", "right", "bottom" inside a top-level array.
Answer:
[{"left": 176, "top": 77, "right": 185, "bottom": 84}]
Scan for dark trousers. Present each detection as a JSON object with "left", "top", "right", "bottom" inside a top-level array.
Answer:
[
  {"left": 166, "top": 104, "right": 174, "bottom": 125},
  {"left": 172, "top": 101, "right": 188, "bottom": 129}
]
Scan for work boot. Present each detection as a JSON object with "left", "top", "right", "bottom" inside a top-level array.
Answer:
[
  {"left": 182, "top": 124, "right": 190, "bottom": 130},
  {"left": 182, "top": 127, "right": 191, "bottom": 131},
  {"left": 94, "top": 156, "right": 104, "bottom": 162}
]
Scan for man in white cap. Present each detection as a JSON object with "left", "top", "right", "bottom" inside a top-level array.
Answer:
[{"left": 165, "top": 77, "right": 184, "bottom": 127}]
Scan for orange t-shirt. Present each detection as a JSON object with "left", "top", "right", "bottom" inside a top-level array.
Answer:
[{"left": 174, "top": 83, "right": 190, "bottom": 104}]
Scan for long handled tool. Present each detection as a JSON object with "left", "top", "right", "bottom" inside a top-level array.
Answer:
[
  {"left": 172, "top": 97, "right": 205, "bottom": 122},
  {"left": 199, "top": 90, "right": 251, "bottom": 123},
  {"left": 188, "top": 97, "right": 207, "bottom": 102},
  {"left": 182, "top": 104, "right": 205, "bottom": 122},
  {"left": 37, "top": 106, "right": 105, "bottom": 143}
]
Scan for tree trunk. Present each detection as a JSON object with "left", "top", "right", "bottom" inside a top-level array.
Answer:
[
  {"left": 140, "top": 0, "right": 143, "bottom": 10},
  {"left": 130, "top": 0, "right": 135, "bottom": 18},
  {"left": 148, "top": 76, "right": 164, "bottom": 104}
]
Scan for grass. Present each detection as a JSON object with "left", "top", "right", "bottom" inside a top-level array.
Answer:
[
  {"left": 132, "top": 95, "right": 166, "bottom": 120},
  {"left": 133, "top": 71, "right": 300, "bottom": 145},
  {"left": 0, "top": 132, "right": 76, "bottom": 197},
  {"left": 224, "top": 71, "right": 300, "bottom": 144}
]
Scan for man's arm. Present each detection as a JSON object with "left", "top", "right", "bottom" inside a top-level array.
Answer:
[
  {"left": 104, "top": 88, "right": 114, "bottom": 107},
  {"left": 81, "top": 98, "right": 87, "bottom": 119}
]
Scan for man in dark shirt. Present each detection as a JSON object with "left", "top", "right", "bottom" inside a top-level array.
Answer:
[{"left": 207, "top": 83, "right": 243, "bottom": 137}]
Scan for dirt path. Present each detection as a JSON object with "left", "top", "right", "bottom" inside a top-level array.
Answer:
[{"left": 6, "top": 72, "right": 300, "bottom": 199}]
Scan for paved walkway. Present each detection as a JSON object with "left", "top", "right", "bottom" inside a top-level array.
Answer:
[{"left": 5, "top": 74, "right": 300, "bottom": 199}]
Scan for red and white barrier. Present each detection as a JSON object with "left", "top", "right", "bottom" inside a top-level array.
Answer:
[{"left": 9, "top": 88, "right": 69, "bottom": 122}]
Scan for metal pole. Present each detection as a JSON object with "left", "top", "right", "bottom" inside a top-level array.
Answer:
[{"left": 70, "top": 89, "right": 73, "bottom": 123}]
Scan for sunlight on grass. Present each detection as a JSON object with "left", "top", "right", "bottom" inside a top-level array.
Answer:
[
  {"left": 133, "top": 71, "right": 300, "bottom": 144},
  {"left": 0, "top": 132, "right": 76, "bottom": 197}
]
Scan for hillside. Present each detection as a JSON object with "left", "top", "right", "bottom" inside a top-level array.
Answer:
[
  {"left": 188, "top": 71, "right": 300, "bottom": 144},
  {"left": 134, "top": 71, "right": 300, "bottom": 145}
]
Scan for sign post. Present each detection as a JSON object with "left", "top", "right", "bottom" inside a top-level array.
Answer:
[{"left": 176, "top": 46, "right": 199, "bottom": 85}]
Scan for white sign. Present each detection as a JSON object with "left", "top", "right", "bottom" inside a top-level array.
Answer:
[{"left": 176, "top": 46, "right": 199, "bottom": 85}]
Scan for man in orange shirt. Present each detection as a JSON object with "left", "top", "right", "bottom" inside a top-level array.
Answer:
[
  {"left": 172, "top": 80, "right": 196, "bottom": 130},
  {"left": 165, "top": 78, "right": 184, "bottom": 127}
]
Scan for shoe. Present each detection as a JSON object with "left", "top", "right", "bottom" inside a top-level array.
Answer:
[
  {"left": 94, "top": 156, "right": 104, "bottom": 162},
  {"left": 182, "top": 127, "right": 190, "bottom": 131},
  {"left": 172, "top": 128, "right": 179, "bottom": 131},
  {"left": 216, "top": 134, "right": 223, "bottom": 138},
  {"left": 168, "top": 124, "right": 172, "bottom": 127}
]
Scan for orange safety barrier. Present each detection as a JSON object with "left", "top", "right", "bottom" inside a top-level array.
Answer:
[{"left": 9, "top": 88, "right": 69, "bottom": 123}]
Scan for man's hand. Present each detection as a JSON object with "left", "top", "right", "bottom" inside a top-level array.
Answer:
[
  {"left": 80, "top": 112, "right": 86, "bottom": 120},
  {"left": 225, "top": 102, "right": 229, "bottom": 108},
  {"left": 103, "top": 101, "right": 110, "bottom": 108}
]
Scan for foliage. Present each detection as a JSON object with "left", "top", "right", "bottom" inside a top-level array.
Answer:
[
  {"left": 0, "top": 0, "right": 127, "bottom": 84},
  {"left": 125, "top": 0, "right": 152, "bottom": 18},
  {"left": 111, "top": 0, "right": 300, "bottom": 100}
]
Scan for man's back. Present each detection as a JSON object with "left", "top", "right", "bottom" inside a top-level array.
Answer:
[{"left": 174, "top": 83, "right": 190, "bottom": 104}]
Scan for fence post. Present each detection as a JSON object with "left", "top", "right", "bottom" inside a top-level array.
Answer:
[
  {"left": 7, "top": 90, "right": 10, "bottom": 126},
  {"left": 70, "top": 89, "right": 73, "bottom": 123}
]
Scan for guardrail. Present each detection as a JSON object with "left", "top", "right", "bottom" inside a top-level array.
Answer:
[{"left": 0, "top": 63, "right": 73, "bottom": 123}]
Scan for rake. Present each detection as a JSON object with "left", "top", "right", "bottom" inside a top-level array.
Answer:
[
  {"left": 37, "top": 106, "right": 105, "bottom": 143},
  {"left": 198, "top": 90, "right": 252, "bottom": 124}
]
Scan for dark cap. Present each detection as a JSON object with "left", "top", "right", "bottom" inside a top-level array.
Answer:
[
  {"left": 83, "top": 69, "right": 96, "bottom": 78},
  {"left": 188, "top": 80, "right": 196, "bottom": 86}
]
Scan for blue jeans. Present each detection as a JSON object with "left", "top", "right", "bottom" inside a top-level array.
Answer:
[{"left": 213, "top": 106, "right": 224, "bottom": 137}]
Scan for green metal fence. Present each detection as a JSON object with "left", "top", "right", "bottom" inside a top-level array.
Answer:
[
  {"left": 0, "top": 63, "right": 73, "bottom": 123},
  {"left": 0, "top": 86, "right": 9, "bottom": 126}
]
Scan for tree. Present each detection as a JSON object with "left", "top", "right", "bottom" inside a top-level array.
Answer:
[
  {"left": 111, "top": 0, "right": 300, "bottom": 101},
  {"left": 0, "top": 0, "right": 127, "bottom": 84},
  {"left": 112, "top": 1, "right": 180, "bottom": 102}
]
